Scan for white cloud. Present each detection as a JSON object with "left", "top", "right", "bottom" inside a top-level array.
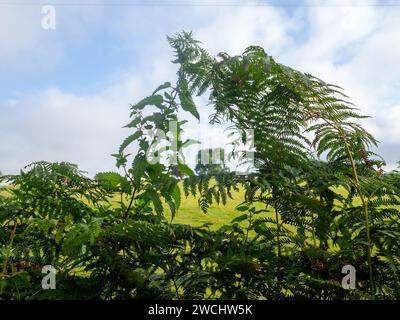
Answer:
[
  {"left": 375, "top": 105, "right": 400, "bottom": 145},
  {"left": 0, "top": 4, "right": 105, "bottom": 73},
  {"left": 0, "top": 83, "right": 135, "bottom": 175},
  {"left": 196, "top": 6, "right": 296, "bottom": 56},
  {"left": 0, "top": 7, "right": 42, "bottom": 60},
  {"left": 277, "top": 6, "right": 400, "bottom": 168},
  {"left": 0, "top": 53, "right": 187, "bottom": 176}
]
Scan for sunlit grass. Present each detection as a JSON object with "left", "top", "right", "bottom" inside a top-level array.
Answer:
[{"left": 2, "top": 183, "right": 398, "bottom": 232}]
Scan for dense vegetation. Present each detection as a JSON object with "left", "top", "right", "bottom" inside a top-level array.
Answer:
[{"left": 1, "top": 32, "right": 399, "bottom": 300}]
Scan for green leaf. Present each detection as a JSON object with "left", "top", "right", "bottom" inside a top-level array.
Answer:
[
  {"left": 166, "top": 199, "right": 176, "bottom": 219},
  {"left": 112, "top": 153, "right": 128, "bottom": 168},
  {"left": 231, "top": 214, "right": 248, "bottom": 224},
  {"left": 178, "top": 162, "right": 194, "bottom": 177},
  {"left": 124, "top": 117, "right": 141, "bottom": 128},
  {"left": 145, "top": 190, "right": 163, "bottom": 215},
  {"left": 178, "top": 79, "right": 200, "bottom": 120},
  {"left": 131, "top": 155, "right": 148, "bottom": 187},
  {"left": 95, "top": 172, "right": 129, "bottom": 192},
  {"left": 142, "top": 113, "right": 165, "bottom": 129},
  {"left": 171, "top": 184, "right": 181, "bottom": 209},
  {"left": 236, "top": 205, "right": 249, "bottom": 212},
  {"left": 119, "top": 131, "right": 143, "bottom": 154},
  {"left": 152, "top": 82, "right": 171, "bottom": 95},
  {"left": 133, "top": 95, "right": 163, "bottom": 110}
]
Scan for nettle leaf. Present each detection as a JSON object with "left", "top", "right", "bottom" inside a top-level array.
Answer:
[
  {"left": 131, "top": 155, "right": 148, "bottom": 187},
  {"left": 133, "top": 94, "right": 163, "bottom": 110},
  {"left": 142, "top": 112, "right": 165, "bottom": 129},
  {"left": 124, "top": 117, "right": 141, "bottom": 128},
  {"left": 112, "top": 153, "right": 129, "bottom": 168},
  {"left": 95, "top": 172, "right": 129, "bottom": 192},
  {"left": 119, "top": 131, "right": 143, "bottom": 154},
  {"left": 152, "top": 82, "right": 171, "bottom": 95},
  {"left": 145, "top": 189, "right": 163, "bottom": 215}
]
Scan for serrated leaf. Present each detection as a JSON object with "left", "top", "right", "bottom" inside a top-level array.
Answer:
[
  {"left": 124, "top": 117, "right": 141, "bottom": 128},
  {"left": 171, "top": 184, "right": 181, "bottom": 209},
  {"left": 152, "top": 82, "right": 171, "bottom": 95},
  {"left": 145, "top": 190, "right": 163, "bottom": 215},
  {"left": 133, "top": 95, "right": 163, "bottom": 110},
  {"left": 95, "top": 172, "right": 129, "bottom": 192},
  {"left": 178, "top": 79, "right": 200, "bottom": 120},
  {"left": 119, "top": 131, "right": 143, "bottom": 153},
  {"left": 142, "top": 112, "right": 165, "bottom": 129},
  {"left": 132, "top": 155, "right": 148, "bottom": 187}
]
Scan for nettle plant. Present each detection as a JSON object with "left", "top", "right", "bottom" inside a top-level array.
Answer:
[
  {"left": 110, "top": 80, "right": 197, "bottom": 220},
  {"left": 0, "top": 31, "right": 399, "bottom": 300}
]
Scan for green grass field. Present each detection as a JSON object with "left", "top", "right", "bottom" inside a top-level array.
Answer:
[
  {"left": 0, "top": 184, "right": 251, "bottom": 228},
  {"left": 2, "top": 183, "right": 394, "bottom": 231},
  {"left": 165, "top": 185, "right": 355, "bottom": 229},
  {"left": 166, "top": 189, "right": 254, "bottom": 228}
]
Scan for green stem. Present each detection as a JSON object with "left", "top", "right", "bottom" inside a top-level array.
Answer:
[
  {"left": 311, "top": 211, "right": 317, "bottom": 247},
  {"left": 274, "top": 205, "right": 282, "bottom": 298},
  {"left": 1, "top": 222, "right": 17, "bottom": 277},
  {"left": 275, "top": 207, "right": 281, "bottom": 260},
  {"left": 123, "top": 186, "right": 137, "bottom": 219},
  {"left": 345, "top": 152, "right": 375, "bottom": 297},
  {"left": 329, "top": 121, "right": 375, "bottom": 297}
]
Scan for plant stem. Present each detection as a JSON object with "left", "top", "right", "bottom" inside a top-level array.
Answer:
[
  {"left": 327, "top": 120, "right": 375, "bottom": 297},
  {"left": 274, "top": 205, "right": 282, "bottom": 298},
  {"left": 311, "top": 211, "right": 317, "bottom": 247},
  {"left": 123, "top": 186, "right": 137, "bottom": 219},
  {"left": 275, "top": 207, "right": 281, "bottom": 260},
  {"left": 343, "top": 141, "right": 375, "bottom": 297},
  {"left": 1, "top": 222, "right": 17, "bottom": 277}
]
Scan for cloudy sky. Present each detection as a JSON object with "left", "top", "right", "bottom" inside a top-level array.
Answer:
[{"left": 0, "top": 0, "right": 399, "bottom": 176}]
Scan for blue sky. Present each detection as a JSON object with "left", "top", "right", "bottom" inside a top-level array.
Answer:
[{"left": 1, "top": 0, "right": 400, "bottom": 175}]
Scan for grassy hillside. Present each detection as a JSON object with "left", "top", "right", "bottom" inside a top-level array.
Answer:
[{"left": 166, "top": 188, "right": 255, "bottom": 228}]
